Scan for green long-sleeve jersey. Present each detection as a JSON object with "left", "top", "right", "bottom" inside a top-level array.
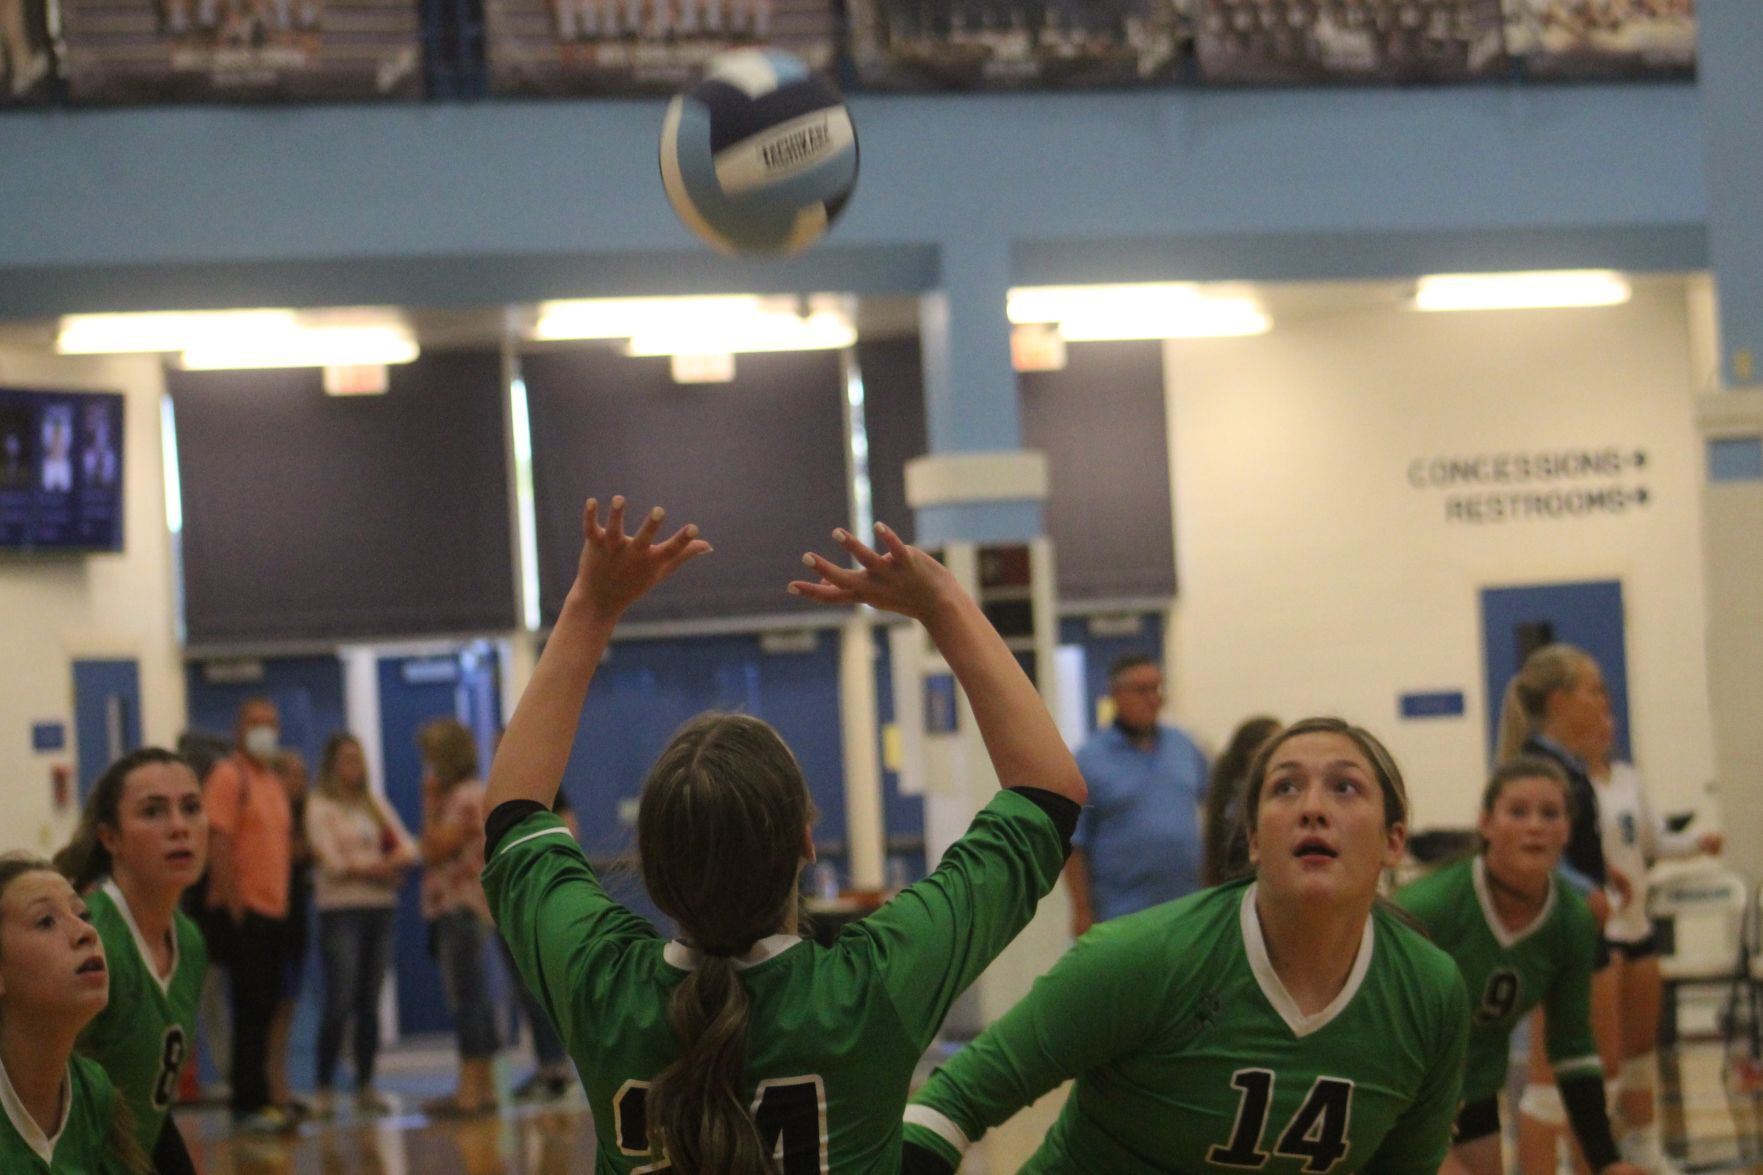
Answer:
[
  {"left": 486, "top": 788, "right": 1069, "bottom": 1174},
  {"left": 77, "top": 879, "right": 206, "bottom": 1158},
  {"left": 1395, "top": 856, "right": 1602, "bottom": 1104},
  {"left": 0, "top": 1054, "right": 128, "bottom": 1174},
  {"left": 906, "top": 878, "right": 1469, "bottom": 1174}
]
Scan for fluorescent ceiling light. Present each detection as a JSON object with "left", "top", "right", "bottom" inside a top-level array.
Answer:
[
  {"left": 538, "top": 294, "right": 856, "bottom": 356},
  {"left": 1414, "top": 270, "right": 1631, "bottom": 312},
  {"left": 627, "top": 309, "right": 855, "bottom": 356},
  {"left": 178, "top": 326, "right": 419, "bottom": 370},
  {"left": 58, "top": 310, "right": 299, "bottom": 354},
  {"left": 1008, "top": 283, "right": 1197, "bottom": 325},
  {"left": 1058, "top": 300, "right": 1269, "bottom": 341},
  {"left": 534, "top": 296, "right": 761, "bottom": 341},
  {"left": 1007, "top": 283, "right": 1271, "bottom": 340}
]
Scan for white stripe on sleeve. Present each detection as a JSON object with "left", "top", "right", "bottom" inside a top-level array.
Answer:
[{"left": 903, "top": 1104, "right": 974, "bottom": 1157}]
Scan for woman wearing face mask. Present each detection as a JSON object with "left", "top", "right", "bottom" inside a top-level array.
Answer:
[
  {"left": 0, "top": 854, "right": 147, "bottom": 1173},
  {"left": 202, "top": 696, "right": 296, "bottom": 1133},
  {"left": 1395, "top": 758, "right": 1641, "bottom": 1175},
  {"left": 903, "top": 717, "right": 1469, "bottom": 1174},
  {"left": 55, "top": 749, "right": 209, "bottom": 1175}
]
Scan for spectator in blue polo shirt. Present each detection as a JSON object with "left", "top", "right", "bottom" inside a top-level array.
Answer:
[{"left": 1064, "top": 653, "right": 1210, "bottom": 937}]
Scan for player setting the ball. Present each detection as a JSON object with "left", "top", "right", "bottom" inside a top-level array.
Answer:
[{"left": 482, "top": 496, "right": 1086, "bottom": 1173}]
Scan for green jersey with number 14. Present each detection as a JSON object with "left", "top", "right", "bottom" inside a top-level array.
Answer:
[
  {"left": 1395, "top": 856, "right": 1601, "bottom": 1104},
  {"left": 77, "top": 879, "right": 206, "bottom": 1157},
  {"left": 905, "top": 878, "right": 1469, "bottom": 1174}
]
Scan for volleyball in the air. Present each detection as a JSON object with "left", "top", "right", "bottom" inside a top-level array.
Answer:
[{"left": 659, "top": 48, "right": 859, "bottom": 256}]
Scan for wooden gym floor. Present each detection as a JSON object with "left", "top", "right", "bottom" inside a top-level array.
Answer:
[{"left": 181, "top": 1037, "right": 1763, "bottom": 1173}]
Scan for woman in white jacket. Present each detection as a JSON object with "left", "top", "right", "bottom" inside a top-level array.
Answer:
[{"left": 304, "top": 733, "right": 417, "bottom": 1118}]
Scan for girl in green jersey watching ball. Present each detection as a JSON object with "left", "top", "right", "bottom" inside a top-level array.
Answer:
[
  {"left": 57, "top": 747, "right": 209, "bottom": 1175},
  {"left": 1396, "top": 757, "right": 1642, "bottom": 1175},
  {"left": 904, "top": 717, "right": 1470, "bottom": 1174},
  {"left": 0, "top": 854, "right": 147, "bottom": 1173}
]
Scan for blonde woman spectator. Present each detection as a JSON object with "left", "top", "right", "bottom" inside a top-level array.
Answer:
[
  {"left": 305, "top": 733, "right": 416, "bottom": 1118},
  {"left": 418, "top": 718, "right": 497, "bottom": 1116}
]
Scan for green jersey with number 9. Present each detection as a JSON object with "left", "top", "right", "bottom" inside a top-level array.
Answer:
[
  {"left": 905, "top": 878, "right": 1469, "bottom": 1174},
  {"left": 1394, "top": 856, "right": 1602, "bottom": 1104},
  {"left": 485, "top": 788, "right": 1072, "bottom": 1175},
  {"left": 77, "top": 880, "right": 206, "bottom": 1157}
]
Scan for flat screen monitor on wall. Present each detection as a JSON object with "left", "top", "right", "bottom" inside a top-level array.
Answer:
[{"left": 0, "top": 387, "right": 125, "bottom": 554}]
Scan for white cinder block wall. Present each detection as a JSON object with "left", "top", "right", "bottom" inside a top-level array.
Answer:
[
  {"left": 0, "top": 352, "right": 183, "bottom": 856},
  {"left": 1160, "top": 281, "right": 1718, "bottom": 835}
]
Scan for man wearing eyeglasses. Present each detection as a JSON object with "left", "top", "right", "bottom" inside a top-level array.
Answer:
[{"left": 1064, "top": 653, "right": 1210, "bottom": 938}]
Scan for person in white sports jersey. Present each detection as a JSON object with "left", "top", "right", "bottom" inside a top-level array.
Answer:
[{"left": 1515, "top": 728, "right": 1723, "bottom": 1173}]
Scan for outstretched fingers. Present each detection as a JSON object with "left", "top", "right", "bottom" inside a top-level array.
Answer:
[
  {"left": 788, "top": 577, "right": 858, "bottom": 604},
  {"left": 630, "top": 505, "right": 667, "bottom": 550},
  {"left": 872, "top": 521, "right": 910, "bottom": 560},
  {"left": 831, "top": 527, "right": 889, "bottom": 572},
  {"left": 657, "top": 523, "right": 712, "bottom": 570}
]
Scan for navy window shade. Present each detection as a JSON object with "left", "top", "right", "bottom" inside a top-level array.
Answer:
[
  {"left": 519, "top": 347, "right": 850, "bottom": 626},
  {"left": 862, "top": 337, "right": 1176, "bottom": 603},
  {"left": 169, "top": 350, "right": 515, "bottom": 644},
  {"left": 855, "top": 337, "right": 927, "bottom": 547},
  {"left": 1020, "top": 340, "right": 1176, "bottom": 602}
]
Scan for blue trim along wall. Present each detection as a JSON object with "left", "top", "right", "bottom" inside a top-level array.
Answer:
[{"left": 0, "top": 85, "right": 1706, "bottom": 317}]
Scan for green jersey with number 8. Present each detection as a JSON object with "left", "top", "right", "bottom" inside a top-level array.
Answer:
[
  {"left": 77, "top": 879, "right": 206, "bottom": 1157},
  {"left": 905, "top": 878, "right": 1469, "bottom": 1174},
  {"left": 1394, "top": 856, "right": 1601, "bottom": 1104},
  {"left": 485, "top": 788, "right": 1071, "bottom": 1175}
]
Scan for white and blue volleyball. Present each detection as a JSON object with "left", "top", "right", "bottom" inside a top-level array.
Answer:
[{"left": 660, "top": 48, "right": 859, "bottom": 256}]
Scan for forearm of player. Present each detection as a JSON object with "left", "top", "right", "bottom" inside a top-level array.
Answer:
[
  {"left": 486, "top": 592, "right": 617, "bottom": 812},
  {"left": 900, "top": 1137, "right": 957, "bottom": 1175},
  {"left": 1063, "top": 851, "right": 1094, "bottom": 935},
  {"left": 922, "top": 589, "right": 1086, "bottom": 807},
  {"left": 207, "top": 831, "right": 240, "bottom": 915},
  {"left": 1559, "top": 1072, "right": 1622, "bottom": 1171}
]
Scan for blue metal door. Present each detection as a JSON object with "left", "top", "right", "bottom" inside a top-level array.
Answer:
[
  {"left": 183, "top": 655, "right": 346, "bottom": 773},
  {"left": 73, "top": 659, "right": 141, "bottom": 801},
  {"left": 565, "top": 630, "right": 845, "bottom": 929},
  {"left": 872, "top": 629, "right": 925, "bottom": 882},
  {"left": 1479, "top": 581, "right": 1631, "bottom": 765},
  {"left": 1058, "top": 612, "right": 1168, "bottom": 737}
]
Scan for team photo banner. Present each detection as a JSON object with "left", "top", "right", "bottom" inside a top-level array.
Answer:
[
  {"left": 847, "top": 0, "right": 1193, "bottom": 89},
  {"left": 1195, "top": 0, "right": 1508, "bottom": 83},
  {"left": 1502, "top": 0, "right": 1695, "bottom": 80},
  {"left": 60, "top": 0, "right": 422, "bottom": 101},
  {"left": 0, "top": 0, "right": 54, "bottom": 103},
  {"left": 485, "top": 0, "right": 835, "bottom": 95}
]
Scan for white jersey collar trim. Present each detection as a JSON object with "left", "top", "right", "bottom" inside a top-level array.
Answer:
[
  {"left": 101, "top": 877, "right": 179, "bottom": 997},
  {"left": 663, "top": 933, "right": 805, "bottom": 972},
  {"left": 1239, "top": 882, "right": 1375, "bottom": 1039},
  {"left": 0, "top": 1054, "right": 71, "bottom": 1166},
  {"left": 1472, "top": 856, "right": 1556, "bottom": 950}
]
